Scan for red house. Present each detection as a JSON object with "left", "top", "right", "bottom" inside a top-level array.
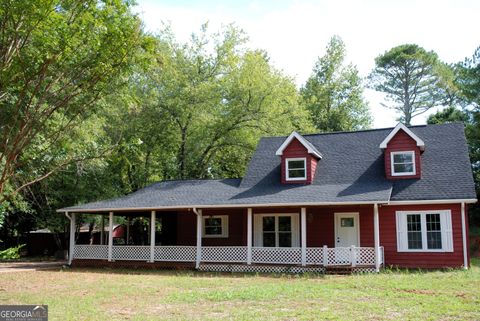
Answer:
[{"left": 59, "top": 123, "right": 477, "bottom": 273}]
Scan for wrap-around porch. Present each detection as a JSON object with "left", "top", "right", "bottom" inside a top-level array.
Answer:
[{"left": 67, "top": 205, "right": 384, "bottom": 272}]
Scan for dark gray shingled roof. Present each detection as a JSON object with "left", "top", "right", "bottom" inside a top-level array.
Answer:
[
  {"left": 299, "top": 134, "right": 323, "bottom": 158},
  {"left": 59, "top": 122, "right": 476, "bottom": 212}
]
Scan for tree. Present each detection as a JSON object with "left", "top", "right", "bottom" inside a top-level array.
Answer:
[
  {"left": 301, "top": 36, "right": 371, "bottom": 132},
  {"left": 458, "top": 47, "right": 480, "bottom": 107},
  {"left": 426, "top": 106, "right": 468, "bottom": 124},
  {"left": 0, "top": 0, "right": 144, "bottom": 204},
  {"left": 121, "top": 24, "right": 313, "bottom": 182},
  {"left": 427, "top": 46, "right": 480, "bottom": 227},
  {"left": 368, "top": 44, "right": 442, "bottom": 125}
]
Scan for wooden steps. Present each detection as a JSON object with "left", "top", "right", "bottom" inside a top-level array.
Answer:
[{"left": 325, "top": 265, "right": 353, "bottom": 275}]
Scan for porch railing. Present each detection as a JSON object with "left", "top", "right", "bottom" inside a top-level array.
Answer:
[{"left": 73, "top": 244, "right": 384, "bottom": 267}]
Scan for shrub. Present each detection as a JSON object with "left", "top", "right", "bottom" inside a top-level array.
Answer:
[{"left": 0, "top": 244, "right": 26, "bottom": 259}]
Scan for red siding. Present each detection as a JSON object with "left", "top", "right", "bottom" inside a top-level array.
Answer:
[
  {"left": 306, "top": 205, "right": 374, "bottom": 247},
  {"left": 252, "top": 206, "right": 373, "bottom": 247},
  {"left": 175, "top": 209, "right": 247, "bottom": 246},
  {"left": 171, "top": 203, "right": 468, "bottom": 269},
  {"left": 379, "top": 204, "right": 465, "bottom": 268},
  {"left": 384, "top": 129, "right": 421, "bottom": 179},
  {"left": 466, "top": 205, "right": 470, "bottom": 267},
  {"left": 280, "top": 138, "right": 318, "bottom": 184}
]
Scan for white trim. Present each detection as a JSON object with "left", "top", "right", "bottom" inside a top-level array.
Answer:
[
  {"left": 57, "top": 198, "right": 477, "bottom": 213},
  {"left": 395, "top": 210, "right": 453, "bottom": 252},
  {"left": 461, "top": 203, "right": 468, "bottom": 269},
  {"left": 334, "top": 212, "right": 360, "bottom": 247},
  {"left": 285, "top": 157, "right": 307, "bottom": 181},
  {"left": 379, "top": 123, "right": 425, "bottom": 150},
  {"left": 57, "top": 201, "right": 385, "bottom": 213},
  {"left": 202, "top": 215, "right": 229, "bottom": 238},
  {"left": 275, "top": 131, "right": 322, "bottom": 158},
  {"left": 254, "top": 213, "right": 300, "bottom": 247},
  {"left": 390, "top": 150, "right": 416, "bottom": 176},
  {"left": 387, "top": 199, "right": 477, "bottom": 205}
]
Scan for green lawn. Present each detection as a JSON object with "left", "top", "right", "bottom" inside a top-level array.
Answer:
[{"left": 1, "top": 260, "right": 479, "bottom": 321}]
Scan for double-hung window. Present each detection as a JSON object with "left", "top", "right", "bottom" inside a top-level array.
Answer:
[
  {"left": 391, "top": 151, "right": 415, "bottom": 176},
  {"left": 286, "top": 158, "right": 307, "bottom": 181},
  {"left": 203, "top": 215, "right": 228, "bottom": 238},
  {"left": 254, "top": 214, "right": 299, "bottom": 247},
  {"left": 396, "top": 210, "right": 453, "bottom": 252}
]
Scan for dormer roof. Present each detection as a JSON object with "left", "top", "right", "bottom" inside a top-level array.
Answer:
[
  {"left": 275, "top": 131, "right": 322, "bottom": 159},
  {"left": 379, "top": 123, "right": 425, "bottom": 151}
]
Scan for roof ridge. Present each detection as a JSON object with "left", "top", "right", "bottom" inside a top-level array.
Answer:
[
  {"left": 154, "top": 177, "right": 241, "bottom": 183},
  {"left": 261, "top": 122, "right": 462, "bottom": 139}
]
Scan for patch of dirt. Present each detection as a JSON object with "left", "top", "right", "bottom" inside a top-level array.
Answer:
[{"left": 400, "top": 289, "right": 437, "bottom": 295}]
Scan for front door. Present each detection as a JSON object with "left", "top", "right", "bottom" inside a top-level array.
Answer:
[{"left": 334, "top": 213, "right": 360, "bottom": 247}]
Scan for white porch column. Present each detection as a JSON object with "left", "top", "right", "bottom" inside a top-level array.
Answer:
[
  {"left": 149, "top": 211, "right": 156, "bottom": 263},
  {"left": 68, "top": 212, "right": 75, "bottom": 265},
  {"left": 126, "top": 216, "right": 130, "bottom": 245},
  {"left": 100, "top": 214, "right": 104, "bottom": 245},
  {"left": 195, "top": 209, "right": 202, "bottom": 269},
  {"left": 108, "top": 211, "right": 114, "bottom": 262},
  {"left": 247, "top": 208, "right": 252, "bottom": 265},
  {"left": 322, "top": 245, "right": 328, "bottom": 266},
  {"left": 374, "top": 203, "right": 380, "bottom": 272},
  {"left": 301, "top": 207, "right": 307, "bottom": 266},
  {"left": 350, "top": 245, "right": 357, "bottom": 267},
  {"left": 461, "top": 202, "right": 468, "bottom": 270}
]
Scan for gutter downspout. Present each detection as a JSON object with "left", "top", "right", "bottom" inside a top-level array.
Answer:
[{"left": 193, "top": 208, "right": 202, "bottom": 269}]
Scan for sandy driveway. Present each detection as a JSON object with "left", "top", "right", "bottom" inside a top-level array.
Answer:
[{"left": 0, "top": 261, "right": 66, "bottom": 273}]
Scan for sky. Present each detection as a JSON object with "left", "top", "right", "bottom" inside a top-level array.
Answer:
[{"left": 133, "top": 0, "right": 479, "bottom": 129}]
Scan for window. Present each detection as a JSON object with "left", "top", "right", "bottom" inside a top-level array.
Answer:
[
  {"left": 391, "top": 151, "right": 416, "bottom": 176},
  {"left": 341, "top": 217, "right": 354, "bottom": 227},
  {"left": 254, "top": 214, "right": 299, "bottom": 247},
  {"left": 202, "top": 215, "right": 228, "bottom": 238},
  {"left": 286, "top": 157, "right": 307, "bottom": 181},
  {"left": 396, "top": 210, "right": 453, "bottom": 252}
]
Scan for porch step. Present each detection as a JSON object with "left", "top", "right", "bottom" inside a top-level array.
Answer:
[{"left": 325, "top": 266, "right": 353, "bottom": 275}]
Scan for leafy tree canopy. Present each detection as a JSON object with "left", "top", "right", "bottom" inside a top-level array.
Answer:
[
  {"left": 301, "top": 36, "right": 371, "bottom": 132},
  {"left": 0, "top": 0, "right": 145, "bottom": 204},
  {"left": 368, "top": 44, "right": 442, "bottom": 125}
]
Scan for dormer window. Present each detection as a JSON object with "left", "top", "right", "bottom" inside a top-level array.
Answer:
[
  {"left": 286, "top": 158, "right": 306, "bottom": 181},
  {"left": 380, "top": 124, "right": 423, "bottom": 180},
  {"left": 276, "top": 132, "right": 321, "bottom": 184},
  {"left": 391, "top": 151, "right": 415, "bottom": 176}
]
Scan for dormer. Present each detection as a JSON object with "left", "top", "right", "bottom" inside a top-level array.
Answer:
[
  {"left": 379, "top": 123, "right": 425, "bottom": 180},
  {"left": 275, "top": 132, "right": 322, "bottom": 184}
]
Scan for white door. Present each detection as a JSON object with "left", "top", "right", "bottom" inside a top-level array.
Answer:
[{"left": 335, "top": 213, "right": 360, "bottom": 247}]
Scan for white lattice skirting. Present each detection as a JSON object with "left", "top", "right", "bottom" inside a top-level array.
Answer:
[
  {"left": 198, "top": 264, "right": 379, "bottom": 274},
  {"left": 198, "top": 264, "right": 326, "bottom": 274},
  {"left": 72, "top": 245, "right": 383, "bottom": 271}
]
